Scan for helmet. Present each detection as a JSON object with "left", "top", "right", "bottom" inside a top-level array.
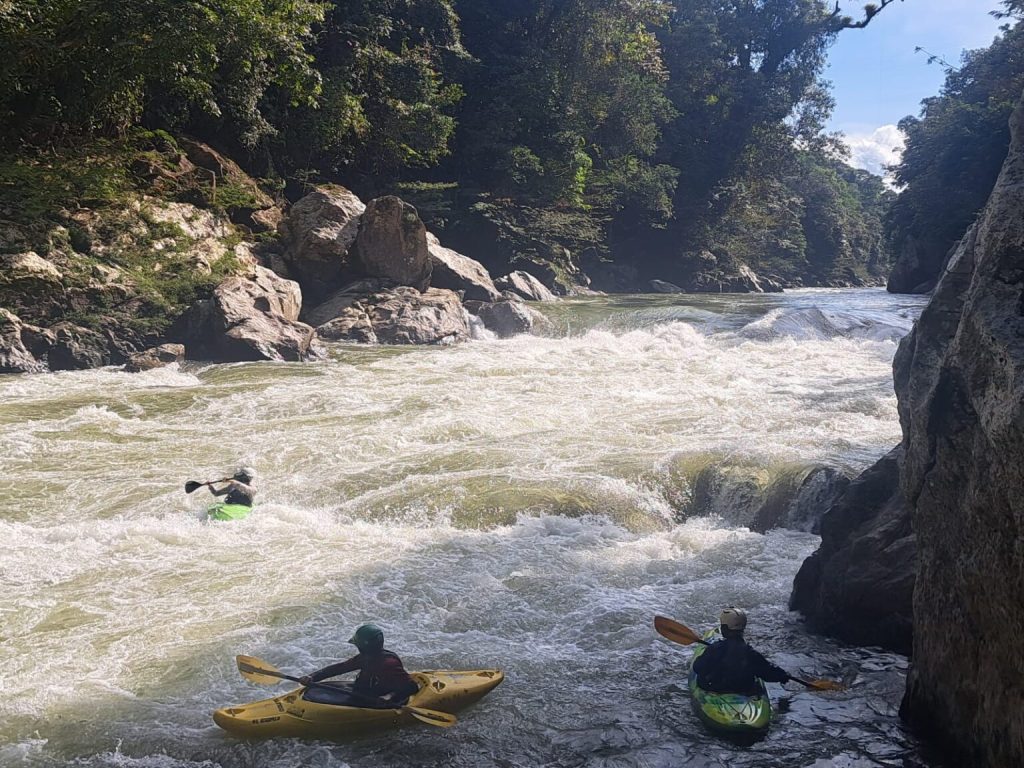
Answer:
[
  {"left": 348, "top": 623, "right": 384, "bottom": 653},
  {"left": 233, "top": 467, "right": 256, "bottom": 484},
  {"left": 720, "top": 607, "right": 748, "bottom": 633}
]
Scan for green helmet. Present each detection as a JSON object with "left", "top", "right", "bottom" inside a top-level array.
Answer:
[{"left": 348, "top": 623, "right": 384, "bottom": 653}]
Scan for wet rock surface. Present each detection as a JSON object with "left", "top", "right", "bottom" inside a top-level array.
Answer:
[
  {"left": 789, "top": 448, "right": 914, "bottom": 655},
  {"left": 894, "top": 94, "right": 1024, "bottom": 768},
  {"left": 125, "top": 343, "right": 186, "bottom": 372}
]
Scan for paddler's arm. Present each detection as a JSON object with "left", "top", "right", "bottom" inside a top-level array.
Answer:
[
  {"left": 749, "top": 649, "right": 790, "bottom": 684},
  {"left": 209, "top": 482, "right": 230, "bottom": 497},
  {"left": 301, "top": 655, "right": 361, "bottom": 684}
]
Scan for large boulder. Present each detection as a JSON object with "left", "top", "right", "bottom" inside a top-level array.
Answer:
[
  {"left": 465, "top": 297, "right": 547, "bottom": 339},
  {"left": 426, "top": 232, "right": 501, "bottom": 302},
  {"left": 495, "top": 271, "right": 557, "bottom": 302},
  {"left": 789, "top": 447, "right": 914, "bottom": 654},
  {"left": 47, "top": 322, "right": 110, "bottom": 371},
  {"left": 353, "top": 196, "right": 432, "bottom": 292},
  {"left": 125, "top": 343, "right": 186, "bottom": 373},
  {"left": 316, "top": 286, "right": 468, "bottom": 345},
  {"left": 280, "top": 185, "right": 366, "bottom": 301},
  {"left": 893, "top": 92, "right": 1024, "bottom": 768},
  {"left": 177, "top": 266, "right": 316, "bottom": 362},
  {"left": 0, "top": 309, "right": 46, "bottom": 374}
]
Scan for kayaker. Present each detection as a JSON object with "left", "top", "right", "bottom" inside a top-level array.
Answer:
[
  {"left": 692, "top": 607, "right": 790, "bottom": 695},
  {"left": 299, "top": 624, "right": 420, "bottom": 707},
  {"left": 207, "top": 467, "right": 256, "bottom": 508}
]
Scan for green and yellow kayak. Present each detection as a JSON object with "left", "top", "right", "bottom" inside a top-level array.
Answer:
[
  {"left": 213, "top": 669, "right": 504, "bottom": 739},
  {"left": 688, "top": 630, "right": 771, "bottom": 739},
  {"left": 206, "top": 503, "right": 252, "bottom": 521}
]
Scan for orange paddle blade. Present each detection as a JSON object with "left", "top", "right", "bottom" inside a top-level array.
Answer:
[{"left": 654, "top": 615, "right": 705, "bottom": 646}]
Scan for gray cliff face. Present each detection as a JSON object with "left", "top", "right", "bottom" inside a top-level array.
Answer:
[{"left": 894, "top": 94, "right": 1024, "bottom": 768}]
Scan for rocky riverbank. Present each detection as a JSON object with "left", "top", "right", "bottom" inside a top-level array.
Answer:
[{"left": 0, "top": 137, "right": 554, "bottom": 374}]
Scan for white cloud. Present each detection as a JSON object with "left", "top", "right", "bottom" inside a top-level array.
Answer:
[{"left": 842, "top": 124, "right": 906, "bottom": 179}]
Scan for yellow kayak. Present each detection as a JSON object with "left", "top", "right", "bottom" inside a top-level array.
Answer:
[{"left": 213, "top": 669, "right": 504, "bottom": 739}]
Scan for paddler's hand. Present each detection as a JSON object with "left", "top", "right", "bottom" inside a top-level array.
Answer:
[{"left": 299, "top": 676, "right": 313, "bottom": 686}]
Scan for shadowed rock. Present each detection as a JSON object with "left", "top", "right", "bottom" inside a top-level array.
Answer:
[
  {"left": 427, "top": 232, "right": 501, "bottom": 302},
  {"left": 789, "top": 447, "right": 914, "bottom": 655},
  {"left": 894, "top": 91, "right": 1024, "bottom": 768},
  {"left": 354, "top": 197, "right": 432, "bottom": 292}
]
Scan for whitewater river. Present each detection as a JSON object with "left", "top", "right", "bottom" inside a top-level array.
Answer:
[{"left": 1, "top": 289, "right": 936, "bottom": 768}]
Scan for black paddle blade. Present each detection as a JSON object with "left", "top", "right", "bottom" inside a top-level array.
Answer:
[{"left": 184, "top": 481, "right": 203, "bottom": 494}]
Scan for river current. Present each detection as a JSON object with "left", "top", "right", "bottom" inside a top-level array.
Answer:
[{"left": 1, "top": 289, "right": 935, "bottom": 768}]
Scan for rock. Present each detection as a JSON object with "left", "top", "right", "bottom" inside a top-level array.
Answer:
[
  {"left": 2, "top": 251, "right": 63, "bottom": 281},
  {"left": 249, "top": 206, "right": 284, "bottom": 233},
  {"left": 280, "top": 185, "right": 366, "bottom": 301},
  {"left": 475, "top": 298, "right": 535, "bottom": 338},
  {"left": 426, "top": 232, "right": 502, "bottom": 302},
  {"left": 47, "top": 322, "right": 110, "bottom": 371},
  {"left": 0, "top": 309, "right": 46, "bottom": 374},
  {"left": 495, "top": 270, "right": 557, "bottom": 302},
  {"left": 354, "top": 196, "right": 432, "bottom": 292},
  {"left": 789, "top": 447, "right": 914, "bottom": 654},
  {"left": 893, "top": 92, "right": 1024, "bottom": 767},
  {"left": 650, "top": 279, "right": 683, "bottom": 293},
  {"left": 305, "top": 279, "right": 397, "bottom": 327},
  {"left": 316, "top": 286, "right": 468, "bottom": 345},
  {"left": 177, "top": 266, "right": 316, "bottom": 362},
  {"left": 886, "top": 234, "right": 954, "bottom": 295},
  {"left": 125, "top": 343, "right": 186, "bottom": 373}
]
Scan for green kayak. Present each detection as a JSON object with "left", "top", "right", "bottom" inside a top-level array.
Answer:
[
  {"left": 688, "top": 629, "right": 772, "bottom": 739},
  {"left": 207, "top": 503, "right": 252, "bottom": 521}
]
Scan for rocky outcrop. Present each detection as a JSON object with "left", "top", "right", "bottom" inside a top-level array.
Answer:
[
  {"left": 495, "top": 271, "right": 557, "bottom": 302},
  {"left": 177, "top": 267, "right": 317, "bottom": 362},
  {"left": 427, "top": 233, "right": 502, "bottom": 302},
  {"left": 464, "top": 297, "right": 551, "bottom": 339},
  {"left": 125, "top": 343, "right": 186, "bottom": 372},
  {"left": 893, "top": 94, "right": 1024, "bottom": 768},
  {"left": 354, "top": 196, "right": 432, "bottom": 292},
  {"left": 279, "top": 185, "right": 366, "bottom": 302},
  {"left": 0, "top": 309, "right": 47, "bottom": 373},
  {"left": 789, "top": 448, "right": 914, "bottom": 654},
  {"left": 315, "top": 286, "right": 468, "bottom": 345}
]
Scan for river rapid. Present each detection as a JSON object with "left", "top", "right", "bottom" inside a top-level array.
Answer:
[{"left": 1, "top": 289, "right": 935, "bottom": 768}]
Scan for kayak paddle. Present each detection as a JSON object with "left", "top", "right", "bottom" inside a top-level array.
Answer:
[
  {"left": 185, "top": 478, "right": 230, "bottom": 494},
  {"left": 234, "top": 655, "right": 458, "bottom": 728},
  {"left": 653, "top": 615, "right": 846, "bottom": 692}
]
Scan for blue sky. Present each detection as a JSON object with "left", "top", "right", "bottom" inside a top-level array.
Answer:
[{"left": 826, "top": 0, "right": 1007, "bottom": 174}]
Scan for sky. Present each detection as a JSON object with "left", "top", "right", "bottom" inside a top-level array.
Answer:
[{"left": 826, "top": 0, "right": 1007, "bottom": 176}]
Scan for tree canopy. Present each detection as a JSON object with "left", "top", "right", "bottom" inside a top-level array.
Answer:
[{"left": 0, "top": 0, "right": 905, "bottom": 287}]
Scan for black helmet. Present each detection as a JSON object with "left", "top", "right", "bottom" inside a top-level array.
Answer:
[
  {"left": 348, "top": 623, "right": 384, "bottom": 653},
  {"left": 233, "top": 467, "right": 256, "bottom": 484}
]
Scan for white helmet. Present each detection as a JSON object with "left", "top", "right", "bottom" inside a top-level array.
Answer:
[{"left": 720, "top": 607, "right": 748, "bottom": 633}]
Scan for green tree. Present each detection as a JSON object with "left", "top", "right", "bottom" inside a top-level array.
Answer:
[
  {"left": 0, "top": 0, "right": 325, "bottom": 148},
  {"left": 886, "top": 19, "right": 1024, "bottom": 292}
]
